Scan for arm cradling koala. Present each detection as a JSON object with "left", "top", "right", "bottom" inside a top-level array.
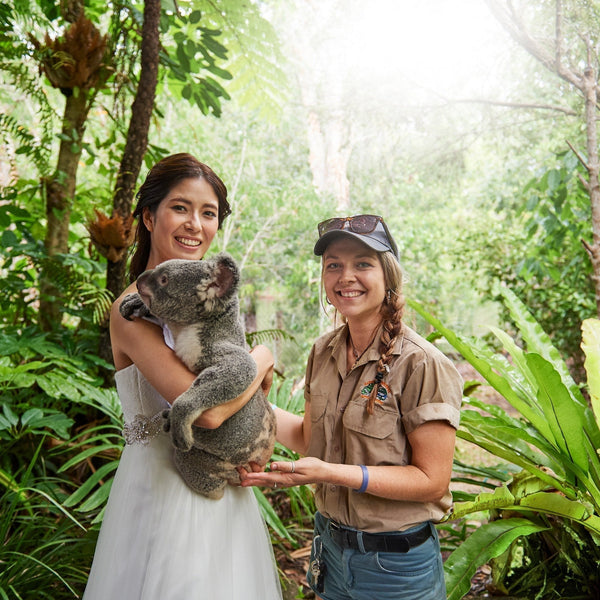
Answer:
[{"left": 118, "top": 253, "right": 277, "bottom": 500}]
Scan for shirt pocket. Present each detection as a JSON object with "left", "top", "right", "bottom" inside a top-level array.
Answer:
[
  {"left": 342, "top": 400, "right": 402, "bottom": 460},
  {"left": 342, "top": 400, "right": 399, "bottom": 438}
]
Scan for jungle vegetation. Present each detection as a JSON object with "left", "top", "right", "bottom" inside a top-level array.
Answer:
[{"left": 1, "top": 0, "right": 599, "bottom": 598}]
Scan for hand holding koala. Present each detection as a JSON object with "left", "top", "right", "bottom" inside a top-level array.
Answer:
[{"left": 120, "top": 252, "right": 276, "bottom": 500}]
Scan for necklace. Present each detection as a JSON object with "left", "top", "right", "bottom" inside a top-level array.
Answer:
[{"left": 348, "top": 325, "right": 379, "bottom": 367}]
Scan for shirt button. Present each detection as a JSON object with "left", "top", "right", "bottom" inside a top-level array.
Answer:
[{"left": 330, "top": 485, "right": 337, "bottom": 491}]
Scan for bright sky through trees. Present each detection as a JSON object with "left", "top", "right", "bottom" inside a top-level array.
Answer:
[{"left": 311, "top": 0, "right": 509, "bottom": 100}]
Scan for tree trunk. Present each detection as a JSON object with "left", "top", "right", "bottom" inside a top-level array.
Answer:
[
  {"left": 40, "top": 89, "right": 90, "bottom": 330},
  {"left": 99, "top": 0, "right": 161, "bottom": 363},
  {"left": 582, "top": 65, "right": 600, "bottom": 316},
  {"left": 285, "top": 0, "right": 352, "bottom": 211},
  {"left": 106, "top": 0, "right": 160, "bottom": 298}
]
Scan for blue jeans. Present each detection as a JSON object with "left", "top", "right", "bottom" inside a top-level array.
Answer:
[{"left": 307, "top": 512, "right": 446, "bottom": 600}]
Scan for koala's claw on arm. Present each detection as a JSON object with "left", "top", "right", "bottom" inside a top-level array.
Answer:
[
  {"left": 119, "top": 293, "right": 151, "bottom": 321},
  {"left": 162, "top": 409, "right": 171, "bottom": 432}
]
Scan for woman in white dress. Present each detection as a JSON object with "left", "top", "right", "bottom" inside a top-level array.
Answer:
[{"left": 83, "top": 153, "right": 282, "bottom": 600}]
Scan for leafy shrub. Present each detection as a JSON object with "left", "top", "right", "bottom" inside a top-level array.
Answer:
[
  {"left": 410, "top": 289, "right": 600, "bottom": 600},
  {"left": 0, "top": 327, "right": 122, "bottom": 599}
]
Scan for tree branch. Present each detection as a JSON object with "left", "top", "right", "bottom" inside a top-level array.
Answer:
[
  {"left": 566, "top": 139, "right": 590, "bottom": 170},
  {"left": 582, "top": 237, "right": 595, "bottom": 259},
  {"left": 446, "top": 97, "right": 578, "bottom": 116},
  {"left": 485, "top": 0, "right": 584, "bottom": 90}
]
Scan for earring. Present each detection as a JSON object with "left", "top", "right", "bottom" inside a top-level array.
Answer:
[
  {"left": 386, "top": 290, "right": 391, "bottom": 302},
  {"left": 326, "top": 297, "right": 332, "bottom": 305}
]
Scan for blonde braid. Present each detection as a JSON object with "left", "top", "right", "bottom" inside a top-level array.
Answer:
[{"left": 366, "top": 255, "right": 405, "bottom": 415}]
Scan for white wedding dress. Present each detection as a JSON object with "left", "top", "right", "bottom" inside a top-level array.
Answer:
[{"left": 83, "top": 362, "right": 282, "bottom": 600}]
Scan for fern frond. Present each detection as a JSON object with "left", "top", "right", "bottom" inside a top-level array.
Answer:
[
  {"left": 35, "top": 255, "right": 113, "bottom": 324},
  {"left": 200, "top": 0, "right": 289, "bottom": 120},
  {"left": 77, "top": 283, "right": 114, "bottom": 325},
  {"left": 0, "top": 113, "right": 52, "bottom": 176},
  {"left": 246, "top": 328, "right": 295, "bottom": 347}
]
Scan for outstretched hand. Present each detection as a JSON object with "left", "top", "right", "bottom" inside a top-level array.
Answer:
[{"left": 238, "top": 457, "right": 327, "bottom": 489}]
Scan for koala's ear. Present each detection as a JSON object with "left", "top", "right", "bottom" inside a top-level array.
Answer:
[{"left": 210, "top": 253, "right": 239, "bottom": 298}]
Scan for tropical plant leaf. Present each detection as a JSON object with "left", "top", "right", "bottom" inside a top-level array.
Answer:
[
  {"left": 489, "top": 326, "right": 537, "bottom": 397},
  {"left": 407, "top": 299, "right": 554, "bottom": 441},
  {"left": 509, "top": 491, "right": 600, "bottom": 535},
  {"left": 526, "top": 353, "right": 588, "bottom": 475},
  {"left": 500, "top": 287, "right": 585, "bottom": 405},
  {"left": 62, "top": 462, "right": 119, "bottom": 508},
  {"left": 254, "top": 487, "right": 294, "bottom": 543},
  {"left": 444, "top": 517, "right": 548, "bottom": 600},
  {"left": 582, "top": 318, "right": 600, "bottom": 429},
  {"left": 246, "top": 328, "right": 296, "bottom": 347},
  {"left": 449, "top": 485, "right": 516, "bottom": 520}
]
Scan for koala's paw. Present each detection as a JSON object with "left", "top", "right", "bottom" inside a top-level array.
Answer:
[
  {"left": 168, "top": 405, "right": 194, "bottom": 452},
  {"left": 119, "top": 293, "right": 150, "bottom": 321}
]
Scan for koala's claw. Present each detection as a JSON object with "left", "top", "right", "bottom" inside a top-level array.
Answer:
[
  {"left": 119, "top": 293, "right": 150, "bottom": 321},
  {"left": 162, "top": 409, "right": 171, "bottom": 432}
]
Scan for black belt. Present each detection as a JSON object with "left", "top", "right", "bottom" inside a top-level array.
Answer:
[{"left": 328, "top": 520, "right": 432, "bottom": 553}]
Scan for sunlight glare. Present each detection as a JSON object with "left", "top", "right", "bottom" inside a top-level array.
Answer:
[{"left": 335, "top": 0, "right": 507, "bottom": 97}]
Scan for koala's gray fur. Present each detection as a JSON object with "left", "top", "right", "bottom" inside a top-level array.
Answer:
[{"left": 119, "top": 252, "right": 276, "bottom": 500}]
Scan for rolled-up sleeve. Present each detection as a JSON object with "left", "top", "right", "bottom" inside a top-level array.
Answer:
[{"left": 400, "top": 355, "right": 462, "bottom": 434}]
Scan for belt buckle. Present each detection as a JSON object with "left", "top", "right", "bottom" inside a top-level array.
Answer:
[{"left": 328, "top": 519, "right": 341, "bottom": 533}]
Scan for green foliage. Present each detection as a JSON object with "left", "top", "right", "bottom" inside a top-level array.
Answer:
[
  {"left": 159, "top": 4, "right": 232, "bottom": 117},
  {"left": 202, "top": 0, "right": 289, "bottom": 119},
  {"left": 263, "top": 376, "right": 315, "bottom": 544},
  {"left": 0, "top": 113, "right": 52, "bottom": 176},
  {"left": 582, "top": 318, "right": 600, "bottom": 428},
  {"left": 0, "top": 193, "right": 113, "bottom": 330},
  {"left": 0, "top": 469, "right": 91, "bottom": 599},
  {"left": 246, "top": 328, "right": 296, "bottom": 348},
  {"left": 410, "top": 293, "right": 600, "bottom": 599},
  {"left": 0, "top": 327, "right": 122, "bottom": 598},
  {"left": 461, "top": 150, "right": 596, "bottom": 375}
]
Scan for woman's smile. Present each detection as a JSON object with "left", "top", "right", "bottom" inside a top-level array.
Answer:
[
  {"left": 175, "top": 236, "right": 202, "bottom": 247},
  {"left": 337, "top": 289, "right": 364, "bottom": 298}
]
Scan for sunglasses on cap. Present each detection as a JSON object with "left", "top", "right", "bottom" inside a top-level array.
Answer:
[
  {"left": 315, "top": 214, "right": 399, "bottom": 259},
  {"left": 318, "top": 214, "right": 384, "bottom": 236}
]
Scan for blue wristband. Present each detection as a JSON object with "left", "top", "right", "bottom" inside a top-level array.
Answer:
[{"left": 354, "top": 464, "right": 369, "bottom": 493}]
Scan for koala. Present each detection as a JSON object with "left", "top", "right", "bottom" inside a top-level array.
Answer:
[{"left": 119, "top": 252, "right": 276, "bottom": 500}]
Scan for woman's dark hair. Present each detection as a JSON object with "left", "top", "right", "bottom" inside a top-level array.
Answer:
[{"left": 129, "top": 153, "right": 231, "bottom": 281}]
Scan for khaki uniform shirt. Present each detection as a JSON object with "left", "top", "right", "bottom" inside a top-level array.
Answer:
[{"left": 305, "top": 323, "right": 462, "bottom": 533}]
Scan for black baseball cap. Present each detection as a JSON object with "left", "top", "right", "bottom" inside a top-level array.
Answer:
[{"left": 314, "top": 214, "right": 399, "bottom": 259}]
